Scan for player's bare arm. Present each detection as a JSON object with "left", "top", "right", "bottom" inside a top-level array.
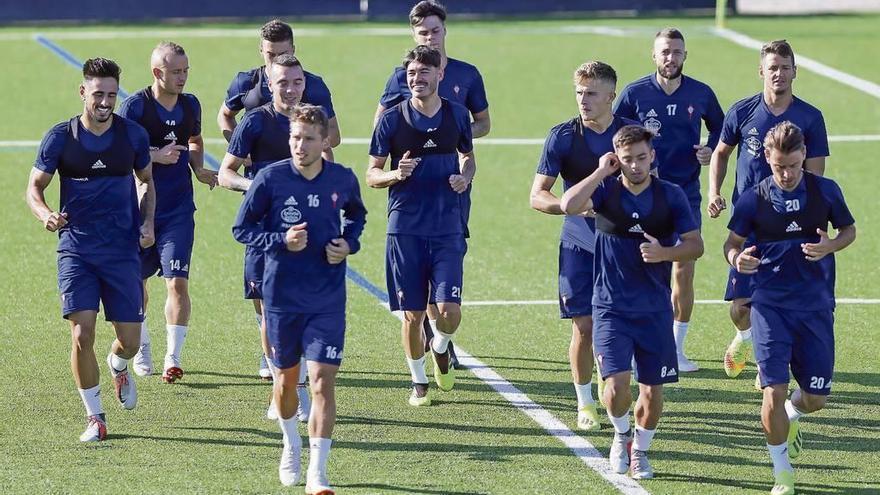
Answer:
[
  {"left": 449, "top": 150, "right": 474, "bottom": 193},
  {"left": 470, "top": 109, "right": 490, "bottom": 138},
  {"left": 804, "top": 156, "right": 826, "bottom": 176},
  {"left": 560, "top": 152, "right": 621, "bottom": 214},
  {"left": 26, "top": 168, "right": 67, "bottom": 231},
  {"left": 218, "top": 152, "right": 252, "bottom": 192},
  {"left": 723, "top": 231, "right": 760, "bottom": 274},
  {"left": 188, "top": 134, "right": 218, "bottom": 189},
  {"left": 707, "top": 141, "right": 734, "bottom": 218},
  {"left": 529, "top": 174, "right": 563, "bottom": 214},
  {"left": 366, "top": 152, "right": 418, "bottom": 189},
  {"left": 217, "top": 104, "right": 240, "bottom": 143},
  {"left": 135, "top": 164, "right": 156, "bottom": 248}
]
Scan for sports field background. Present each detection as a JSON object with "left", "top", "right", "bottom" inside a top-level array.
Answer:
[{"left": 0, "top": 15, "right": 878, "bottom": 494}]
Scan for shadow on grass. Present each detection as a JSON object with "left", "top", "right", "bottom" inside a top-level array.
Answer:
[
  {"left": 187, "top": 370, "right": 271, "bottom": 381},
  {"left": 336, "top": 483, "right": 487, "bottom": 495},
  {"left": 658, "top": 473, "right": 875, "bottom": 495},
  {"left": 338, "top": 414, "right": 550, "bottom": 437}
]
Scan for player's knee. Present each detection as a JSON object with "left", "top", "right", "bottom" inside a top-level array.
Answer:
[
  {"left": 436, "top": 304, "right": 461, "bottom": 330},
  {"left": 799, "top": 392, "right": 827, "bottom": 413},
  {"left": 71, "top": 325, "right": 96, "bottom": 350},
  {"left": 276, "top": 367, "right": 299, "bottom": 390},
  {"left": 166, "top": 277, "right": 189, "bottom": 298},
  {"left": 730, "top": 299, "right": 750, "bottom": 323},
  {"left": 310, "top": 371, "right": 336, "bottom": 398},
  {"left": 572, "top": 316, "right": 593, "bottom": 339}
]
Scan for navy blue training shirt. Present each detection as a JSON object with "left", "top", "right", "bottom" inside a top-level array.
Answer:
[
  {"left": 232, "top": 159, "right": 367, "bottom": 313},
  {"left": 118, "top": 91, "right": 202, "bottom": 220},
  {"left": 370, "top": 98, "right": 473, "bottom": 236},
  {"left": 225, "top": 67, "right": 336, "bottom": 118},
  {"left": 728, "top": 173, "right": 853, "bottom": 311},
  {"left": 615, "top": 74, "right": 724, "bottom": 199},
  {"left": 35, "top": 115, "right": 151, "bottom": 255},
  {"left": 227, "top": 105, "right": 292, "bottom": 179},
  {"left": 591, "top": 176, "right": 698, "bottom": 312},
  {"left": 537, "top": 115, "right": 640, "bottom": 253},
  {"left": 720, "top": 94, "right": 829, "bottom": 204}
]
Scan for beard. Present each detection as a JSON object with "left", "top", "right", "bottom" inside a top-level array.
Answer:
[{"left": 658, "top": 63, "right": 683, "bottom": 80}]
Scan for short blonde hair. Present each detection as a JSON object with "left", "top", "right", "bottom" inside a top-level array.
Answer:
[
  {"left": 574, "top": 61, "right": 617, "bottom": 87},
  {"left": 763, "top": 121, "right": 804, "bottom": 154}
]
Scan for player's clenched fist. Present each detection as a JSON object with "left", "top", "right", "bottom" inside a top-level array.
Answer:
[
  {"left": 285, "top": 222, "right": 308, "bottom": 252},
  {"left": 639, "top": 233, "right": 666, "bottom": 263},
  {"left": 396, "top": 150, "right": 419, "bottom": 181},
  {"left": 139, "top": 221, "right": 155, "bottom": 249},
  {"left": 43, "top": 211, "right": 68, "bottom": 232},
  {"left": 325, "top": 238, "right": 350, "bottom": 264},
  {"left": 733, "top": 245, "right": 760, "bottom": 274},
  {"left": 448, "top": 174, "right": 470, "bottom": 193},
  {"left": 707, "top": 193, "right": 726, "bottom": 218}
]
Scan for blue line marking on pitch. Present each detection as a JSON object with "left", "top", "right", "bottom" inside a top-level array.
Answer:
[
  {"left": 345, "top": 267, "right": 389, "bottom": 303},
  {"left": 33, "top": 34, "right": 220, "bottom": 171},
  {"left": 36, "top": 33, "right": 383, "bottom": 296}
]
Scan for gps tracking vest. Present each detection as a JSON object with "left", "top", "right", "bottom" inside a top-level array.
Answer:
[
  {"left": 389, "top": 99, "right": 458, "bottom": 161},
  {"left": 753, "top": 173, "right": 830, "bottom": 244},
  {"left": 248, "top": 103, "right": 292, "bottom": 167},
  {"left": 134, "top": 87, "right": 196, "bottom": 149},
  {"left": 59, "top": 116, "right": 136, "bottom": 178},
  {"left": 242, "top": 67, "right": 270, "bottom": 111},
  {"left": 560, "top": 116, "right": 634, "bottom": 185},
  {"left": 595, "top": 178, "right": 675, "bottom": 240}
]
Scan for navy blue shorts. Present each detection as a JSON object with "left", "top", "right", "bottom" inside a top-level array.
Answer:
[
  {"left": 593, "top": 307, "right": 678, "bottom": 385},
  {"left": 263, "top": 309, "right": 345, "bottom": 369},
  {"left": 243, "top": 246, "right": 264, "bottom": 300},
  {"left": 724, "top": 267, "right": 755, "bottom": 301},
  {"left": 58, "top": 252, "right": 144, "bottom": 322},
  {"left": 558, "top": 242, "right": 593, "bottom": 319},
  {"left": 751, "top": 303, "right": 834, "bottom": 395},
  {"left": 386, "top": 234, "right": 465, "bottom": 312},
  {"left": 140, "top": 214, "right": 195, "bottom": 279}
]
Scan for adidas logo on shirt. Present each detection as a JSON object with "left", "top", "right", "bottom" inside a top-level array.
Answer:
[
  {"left": 785, "top": 221, "right": 802, "bottom": 233},
  {"left": 164, "top": 131, "right": 177, "bottom": 142},
  {"left": 284, "top": 196, "right": 298, "bottom": 206},
  {"left": 628, "top": 223, "right": 644, "bottom": 234},
  {"left": 748, "top": 127, "right": 759, "bottom": 136},
  {"left": 91, "top": 159, "right": 106, "bottom": 169},
  {"left": 646, "top": 109, "right": 658, "bottom": 117},
  {"left": 423, "top": 139, "right": 437, "bottom": 149}
]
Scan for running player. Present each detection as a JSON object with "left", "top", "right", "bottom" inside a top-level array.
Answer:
[
  {"left": 561, "top": 125, "right": 703, "bottom": 479},
  {"left": 367, "top": 45, "right": 475, "bottom": 406},
  {"left": 26, "top": 58, "right": 154, "bottom": 441},
  {"left": 233, "top": 104, "right": 366, "bottom": 493},
  {"left": 119, "top": 41, "right": 217, "bottom": 382},
  {"left": 375, "top": 0, "right": 491, "bottom": 367},
  {"left": 707, "top": 40, "right": 829, "bottom": 380},
  {"left": 218, "top": 19, "right": 339, "bottom": 151},
  {"left": 614, "top": 28, "right": 724, "bottom": 371},
  {"left": 219, "top": 54, "right": 311, "bottom": 419},
  {"left": 530, "top": 61, "right": 638, "bottom": 431},
  {"left": 723, "top": 121, "right": 854, "bottom": 495}
]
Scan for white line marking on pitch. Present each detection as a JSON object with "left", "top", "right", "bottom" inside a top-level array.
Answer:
[
  {"left": 373, "top": 306, "right": 649, "bottom": 494},
  {"left": 3, "top": 134, "right": 878, "bottom": 149},
  {"left": 0, "top": 25, "right": 641, "bottom": 42},
  {"left": 713, "top": 27, "right": 880, "bottom": 100},
  {"left": 458, "top": 298, "right": 879, "bottom": 306}
]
